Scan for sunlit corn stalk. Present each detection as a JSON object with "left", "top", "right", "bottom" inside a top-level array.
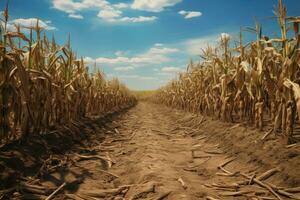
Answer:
[
  {"left": 0, "top": 5, "right": 137, "bottom": 144},
  {"left": 152, "top": 0, "right": 300, "bottom": 144}
]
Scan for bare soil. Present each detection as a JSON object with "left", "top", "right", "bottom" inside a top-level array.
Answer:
[{"left": 0, "top": 102, "right": 300, "bottom": 200}]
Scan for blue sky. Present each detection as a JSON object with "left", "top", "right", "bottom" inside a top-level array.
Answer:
[{"left": 1, "top": 0, "right": 300, "bottom": 90}]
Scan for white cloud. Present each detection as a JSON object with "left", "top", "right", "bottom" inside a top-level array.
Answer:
[
  {"left": 178, "top": 10, "right": 202, "bottom": 19},
  {"left": 154, "top": 43, "right": 163, "bottom": 47},
  {"left": 52, "top": 0, "right": 158, "bottom": 24},
  {"left": 92, "top": 55, "right": 152, "bottom": 65},
  {"left": 97, "top": 8, "right": 122, "bottom": 20},
  {"left": 95, "top": 57, "right": 130, "bottom": 64},
  {"left": 118, "top": 16, "right": 157, "bottom": 23},
  {"left": 82, "top": 0, "right": 109, "bottom": 8},
  {"left": 95, "top": 4, "right": 156, "bottom": 23},
  {"left": 131, "top": 0, "right": 182, "bottom": 12},
  {"left": 95, "top": 4, "right": 157, "bottom": 23},
  {"left": 9, "top": 18, "right": 56, "bottom": 31},
  {"left": 52, "top": 0, "right": 109, "bottom": 13},
  {"left": 68, "top": 13, "right": 84, "bottom": 19},
  {"left": 178, "top": 10, "right": 186, "bottom": 15},
  {"left": 148, "top": 47, "right": 179, "bottom": 54},
  {"left": 161, "top": 66, "right": 184, "bottom": 73},
  {"left": 185, "top": 12, "right": 202, "bottom": 19},
  {"left": 114, "top": 66, "right": 135, "bottom": 71},
  {"left": 113, "top": 3, "right": 129, "bottom": 9},
  {"left": 96, "top": 5, "right": 156, "bottom": 23},
  {"left": 84, "top": 45, "right": 179, "bottom": 65},
  {"left": 52, "top": 0, "right": 85, "bottom": 13}
]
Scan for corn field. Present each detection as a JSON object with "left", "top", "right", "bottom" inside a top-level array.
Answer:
[
  {"left": 152, "top": 0, "right": 300, "bottom": 144},
  {"left": 0, "top": 6, "right": 136, "bottom": 144}
]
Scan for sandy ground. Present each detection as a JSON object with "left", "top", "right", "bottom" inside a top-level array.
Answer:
[{"left": 1, "top": 102, "right": 300, "bottom": 199}]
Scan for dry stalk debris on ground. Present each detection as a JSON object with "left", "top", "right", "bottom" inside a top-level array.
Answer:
[{"left": 1, "top": 102, "right": 299, "bottom": 200}]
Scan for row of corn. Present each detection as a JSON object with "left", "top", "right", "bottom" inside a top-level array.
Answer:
[
  {"left": 0, "top": 6, "right": 137, "bottom": 144},
  {"left": 152, "top": 0, "right": 300, "bottom": 144}
]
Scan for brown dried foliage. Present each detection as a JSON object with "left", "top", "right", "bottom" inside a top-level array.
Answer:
[
  {"left": 153, "top": 0, "right": 300, "bottom": 144},
  {"left": 0, "top": 8, "right": 136, "bottom": 144}
]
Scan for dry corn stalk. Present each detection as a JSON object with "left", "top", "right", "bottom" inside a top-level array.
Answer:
[
  {"left": 0, "top": 6, "right": 137, "bottom": 144},
  {"left": 152, "top": 0, "right": 300, "bottom": 144}
]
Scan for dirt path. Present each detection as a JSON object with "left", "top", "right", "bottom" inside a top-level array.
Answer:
[
  {"left": 43, "top": 102, "right": 299, "bottom": 200},
  {"left": 108, "top": 102, "right": 240, "bottom": 200}
]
